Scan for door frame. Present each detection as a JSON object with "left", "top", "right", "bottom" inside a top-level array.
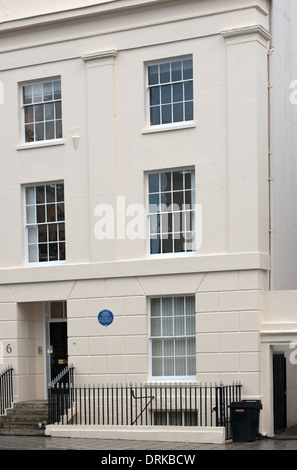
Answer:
[{"left": 43, "top": 301, "right": 68, "bottom": 397}]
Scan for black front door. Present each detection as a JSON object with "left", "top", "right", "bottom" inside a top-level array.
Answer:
[
  {"left": 273, "top": 353, "right": 287, "bottom": 433},
  {"left": 50, "top": 322, "right": 68, "bottom": 381}
]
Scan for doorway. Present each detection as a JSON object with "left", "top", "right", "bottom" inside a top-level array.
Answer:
[
  {"left": 44, "top": 301, "right": 68, "bottom": 386},
  {"left": 273, "top": 353, "right": 287, "bottom": 433}
]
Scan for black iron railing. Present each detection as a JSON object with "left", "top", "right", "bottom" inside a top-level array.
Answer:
[
  {"left": 48, "top": 363, "right": 74, "bottom": 425},
  {"left": 48, "top": 380, "right": 241, "bottom": 439},
  {"left": 0, "top": 366, "right": 13, "bottom": 415}
]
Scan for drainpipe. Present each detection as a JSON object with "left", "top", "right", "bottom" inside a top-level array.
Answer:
[{"left": 267, "top": 0, "right": 274, "bottom": 292}]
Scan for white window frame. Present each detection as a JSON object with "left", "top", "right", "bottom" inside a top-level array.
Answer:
[
  {"left": 147, "top": 168, "right": 196, "bottom": 257},
  {"left": 146, "top": 56, "right": 194, "bottom": 130},
  {"left": 149, "top": 295, "right": 196, "bottom": 382},
  {"left": 24, "top": 181, "right": 66, "bottom": 266},
  {"left": 21, "top": 78, "right": 63, "bottom": 145}
]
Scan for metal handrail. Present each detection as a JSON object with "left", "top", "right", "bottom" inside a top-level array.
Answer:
[{"left": 0, "top": 365, "right": 13, "bottom": 415}]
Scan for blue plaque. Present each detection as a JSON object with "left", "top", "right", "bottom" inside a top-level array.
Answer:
[{"left": 98, "top": 309, "right": 114, "bottom": 327}]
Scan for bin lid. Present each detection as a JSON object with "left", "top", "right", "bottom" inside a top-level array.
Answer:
[{"left": 230, "top": 400, "right": 262, "bottom": 409}]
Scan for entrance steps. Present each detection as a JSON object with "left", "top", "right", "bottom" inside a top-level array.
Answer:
[{"left": 0, "top": 400, "right": 48, "bottom": 436}]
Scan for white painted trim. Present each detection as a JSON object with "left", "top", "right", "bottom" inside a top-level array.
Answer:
[{"left": 45, "top": 424, "right": 226, "bottom": 444}]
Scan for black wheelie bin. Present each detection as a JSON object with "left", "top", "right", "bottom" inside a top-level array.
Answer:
[{"left": 230, "top": 400, "right": 262, "bottom": 442}]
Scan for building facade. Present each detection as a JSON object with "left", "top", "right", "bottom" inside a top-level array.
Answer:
[{"left": 0, "top": 0, "right": 297, "bottom": 438}]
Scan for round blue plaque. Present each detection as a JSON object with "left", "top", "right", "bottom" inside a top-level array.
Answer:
[{"left": 98, "top": 309, "right": 114, "bottom": 326}]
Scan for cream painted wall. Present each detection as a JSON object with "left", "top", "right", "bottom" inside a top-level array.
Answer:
[
  {"left": 0, "top": 0, "right": 271, "bottom": 270},
  {"left": 0, "top": 0, "right": 283, "bottom": 435}
]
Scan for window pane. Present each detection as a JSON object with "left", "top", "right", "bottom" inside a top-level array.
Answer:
[
  {"left": 49, "top": 223, "right": 58, "bottom": 242},
  {"left": 173, "top": 103, "right": 183, "bottom": 122},
  {"left": 152, "top": 357, "right": 162, "bottom": 376},
  {"left": 38, "top": 224, "right": 47, "bottom": 243},
  {"left": 173, "top": 171, "right": 184, "bottom": 190},
  {"left": 46, "top": 185, "right": 55, "bottom": 203},
  {"left": 173, "top": 191, "right": 183, "bottom": 209},
  {"left": 148, "top": 64, "right": 159, "bottom": 85},
  {"left": 39, "top": 243, "right": 48, "bottom": 262},
  {"left": 187, "top": 356, "right": 195, "bottom": 375},
  {"left": 186, "top": 296, "right": 195, "bottom": 315},
  {"left": 56, "top": 120, "right": 62, "bottom": 139},
  {"left": 175, "top": 356, "right": 186, "bottom": 376},
  {"left": 176, "top": 338, "right": 186, "bottom": 356},
  {"left": 187, "top": 337, "right": 196, "bottom": 355},
  {"left": 162, "top": 317, "right": 173, "bottom": 336},
  {"left": 151, "top": 317, "right": 161, "bottom": 336},
  {"left": 59, "top": 223, "right": 65, "bottom": 241},
  {"left": 186, "top": 316, "right": 195, "bottom": 335},
  {"left": 57, "top": 203, "right": 64, "bottom": 221},
  {"left": 59, "top": 242, "right": 66, "bottom": 261},
  {"left": 24, "top": 106, "right": 33, "bottom": 123},
  {"left": 151, "top": 299, "right": 161, "bottom": 318},
  {"left": 150, "top": 87, "right": 160, "bottom": 106},
  {"left": 161, "top": 85, "right": 171, "bottom": 104},
  {"left": 152, "top": 338, "right": 162, "bottom": 356},
  {"left": 28, "top": 226, "right": 37, "bottom": 243},
  {"left": 184, "top": 81, "right": 193, "bottom": 101},
  {"left": 47, "top": 204, "right": 56, "bottom": 222},
  {"left": 162, "top": 297, "right": 172, "bottom": 316},
  {"left": 149, "top": 193, "right": 159, "bottom": 209},
  {"left": 43, "top": 82, "right": 53, "bottom": 101},
  {"left": 23, "top": 85, "right": 32, "bottom": 104},
  {"left": 53, "top": 80, "right": 61, "bottom": 99},
  {"left": 36, "top": 186, "right": 45, "bottom": 204},
  {"left": 26, "top": 206, "right": 36, "bottom": 224},
  {"left": 174, "top": 297, "right": 184, "bottom": 315},
  {"left": 164, "top": 357, "right": 174, "bottom": 376},
  {"left": 45, "top": 121, "right": 54, "bottom": 140},
  {"left": 160, "top": 62, "right": 170, "bottom": 83},
  {"left": 148, "top": 173, "right": 159, "bottom": 193},
  {"left": 57, "top": 184, "right": 64, "bottom": 202},
  {"left": 160, "top": 192, "right": 171, "bottom": 207},
  {"left": 174, "top": 236, "right": 184, "bottom": 253},
  {"left": 55, "top": 101, "right": 62, "bottom": 119},
  {"left": 25, "top": 124, "right": 34, "bottom": 142},
  {"left": 185, "top": 101, "right": 193, "bottom": 121},
  {"left": 174, "top": 316, "right": 184, "bottom": 335},
  {"left": 150, "top": 214, "right": 160, "bottom": 234},
  {"left": 26, "top": 187, "right": 35, "bottom": 205},
  {"left": 160, "top": 172, "right": 171, "bottom": 192},
  {"left": 37, "top": 205, "right": 45, "bottom": 223},
  {"left": 150, "top": 236, "right": 161, "bottom": 254},
  {"left": 171, "top": 61, "right": 182, "bottom": 82},
  {"left": 28, "top": 244, "right": 38, "bottom": 263},
  {"left": 161, "top": 104, "right": 172, "bottom": 124},
  {"left": 164, "top": 339, "right": 174, "bottom": 356},
  {"left": 183, "top": 59, "right": 193, "bottom": 80},
  {"left": 173, "top": 83, "right": 183, "bottom": 102},
  {"left": 32, "top": 83, "right": 43, "bottom": 103},
  {"left": 45, "top": 102, "right": 54, "bottom": 120},
  {"left": 150, "top": 106, "right": 160, "bottom": 126},
  {"left": 35, "top": 122, "right": 44, "bottom": 141},
  {"left": 49, "top": 243, "right": 58, "bottom": 261}
]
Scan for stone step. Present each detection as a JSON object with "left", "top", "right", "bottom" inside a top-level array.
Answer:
[{"left": 0, "top": 400, "right": 48, "bottom": 436}]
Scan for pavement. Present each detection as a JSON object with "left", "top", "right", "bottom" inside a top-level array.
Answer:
[{"left": 0, "top": 427, "right": 297, "bottom": 455}]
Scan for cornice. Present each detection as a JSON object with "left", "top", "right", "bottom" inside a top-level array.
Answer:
[
  {"left": 0, "top": 0, "right": 171, "bottom": 33},
  {"left": 81, "top": 49, "right": 118, "bottom": 62},
  {"left": 221, "top": 24, "right": 272, "bottom": 43}
]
